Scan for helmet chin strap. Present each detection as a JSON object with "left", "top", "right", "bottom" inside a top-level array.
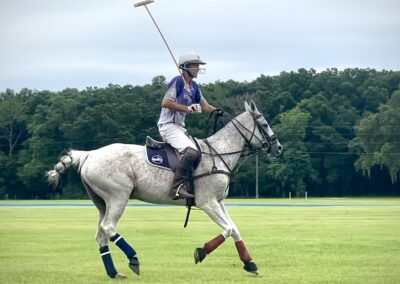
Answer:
[
  {"left": 181, "top": 65, "right": 195, "bottom": 79},
  {"left": 186, "top": 70, "right": 195, "bottom": 79}
]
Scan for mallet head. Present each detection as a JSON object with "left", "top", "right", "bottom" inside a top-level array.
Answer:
[{"left": 134, "top": 0, "right": 154, "bottom": 7}]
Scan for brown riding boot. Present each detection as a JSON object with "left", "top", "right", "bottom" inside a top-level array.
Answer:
[
  {"left": 169, "top": 147, "right": 199, "bottom": 200},
  {"left": 170, "top": 170, "right": 194, "bottom": 200}
]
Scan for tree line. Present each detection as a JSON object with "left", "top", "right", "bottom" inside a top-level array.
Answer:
[{"left": 1, "top": 68, "right": 399, "bottom": 199}]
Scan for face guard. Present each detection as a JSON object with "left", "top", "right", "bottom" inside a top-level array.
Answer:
[
  {"left": 182, "top": 63, "right": 206, "bottom": 78},
  {"left": 178, "top": 53, "right": 206, "bottom": 78}
]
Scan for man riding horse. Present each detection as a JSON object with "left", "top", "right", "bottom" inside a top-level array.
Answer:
[
  {"left": 47, "top": 97, "right": 283, "bottom": 278},
  {"left": 157, "top": 53, "right": 222, "bottom": 199}
]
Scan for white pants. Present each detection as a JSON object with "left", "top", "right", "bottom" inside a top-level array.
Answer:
[{"left": 158, "top": 123, "right": 197, "bottom": 153}]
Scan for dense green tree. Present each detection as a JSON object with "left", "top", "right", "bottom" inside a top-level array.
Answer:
[
  {"left": 350, "top": 88, "right": 400, "bottom": 183},
  {"left": 1, "top": 69, "right": 399, "bottom": 199},
  {"left": 264, "top": 107, "right": 313, "bottom": 197},
  {"left": 0, "top": 89, "right": 28, "bottom": 157}
]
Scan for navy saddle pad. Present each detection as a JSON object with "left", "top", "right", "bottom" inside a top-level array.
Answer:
[{"left": 145, "top": 136, "right": 179, "bottom": 171}]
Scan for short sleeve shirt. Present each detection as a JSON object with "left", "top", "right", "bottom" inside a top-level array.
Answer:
[{"left": 157, "top": 76, "right": 206, "bottom": 127}]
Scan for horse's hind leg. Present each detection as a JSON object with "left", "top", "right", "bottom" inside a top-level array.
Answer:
[
  {"left": 98, "top": 189, "right": 140, "bottom": 277},
  {"left": 82, "top": 180, "right": 127, "bottom": 279},
  {"left": 83, "top": 180, "right": 108, "bottom": 246}
]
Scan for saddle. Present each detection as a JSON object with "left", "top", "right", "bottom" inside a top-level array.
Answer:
[
  {"left": 145, "top": 136, "right": 202, "bottom": 227},
  {"left": 145, "top": 136, "right": 179, "bottom": 171},
  {"left": 145, "top": 136, "right": 202, "bottom": 171}
]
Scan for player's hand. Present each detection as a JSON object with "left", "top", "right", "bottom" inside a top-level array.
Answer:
[{"left": 188, "top": 104, "right": 202, "bottom": 113}]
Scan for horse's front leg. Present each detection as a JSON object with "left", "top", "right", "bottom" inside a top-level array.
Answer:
[
  {"left": 195, "top": 200, "right": 258, "bottom": 275},
  {"left": 195, "top": 200, "right": 231, "bottom": 264},
  {"left": 219, "top": 201, "right": 259, "bottom": 275}
]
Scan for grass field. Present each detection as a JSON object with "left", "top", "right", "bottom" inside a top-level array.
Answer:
[{"left": 0, "top": 198, "right": 399, "bottom": 283}]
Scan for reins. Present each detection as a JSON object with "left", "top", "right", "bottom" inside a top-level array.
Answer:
[{"left": 192, "top": 110, "right": 268, "bottom": 181}]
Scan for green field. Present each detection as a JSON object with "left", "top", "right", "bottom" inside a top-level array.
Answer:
[{"left": 0, "top": 198, "right": 399, "bottom": 283}]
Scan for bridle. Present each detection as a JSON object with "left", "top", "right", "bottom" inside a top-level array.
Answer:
[
  {"left": 206, "top": 111, "right": 277, "bottom": 155},
  {"left": 226, "top": 112, "right": 271, "bottom": 153},
  {"left": 195, "top": 111, "right": 278, "bottom": 179},
  {"left": 248, "top": 112, "right": 282, "bottom": 154}
]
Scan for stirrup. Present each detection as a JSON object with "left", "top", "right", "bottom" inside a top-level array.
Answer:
[{"left": 173, "top": 183, "right": 194, "bottom": 200}]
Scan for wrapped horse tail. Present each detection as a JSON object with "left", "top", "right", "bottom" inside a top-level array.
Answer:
[{"left": 46, "top": 150, "right": 89, "bottom": 188}]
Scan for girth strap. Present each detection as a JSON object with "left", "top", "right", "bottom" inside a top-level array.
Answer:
[{"left": 192, "top": 169, "right": 232, "bottom": 179}]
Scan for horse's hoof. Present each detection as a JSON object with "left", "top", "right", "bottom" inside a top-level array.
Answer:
[
  {"left": 129, "top": 257, "right": 140, "bottom": 275},
  {"left": 194, "top": 247, "right": 207, "bottom": 264},
  {"left": 113, "top": 272, "right": 127, "bottom": 279},
  {"left": 243, "top": 261, "right": 259, "bottom": 275}
]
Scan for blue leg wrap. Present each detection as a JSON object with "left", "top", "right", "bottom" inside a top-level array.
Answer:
[
  {"left": 110, "top": 233, "right": 137, "bottom": 259},
  {"left": 99, "top": 246, "right": 118, "bottom": 278}
]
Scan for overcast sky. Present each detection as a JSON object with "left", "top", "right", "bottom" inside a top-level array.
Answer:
[{"left": 1, "top": 0, "right": 399, "bottom": 92}]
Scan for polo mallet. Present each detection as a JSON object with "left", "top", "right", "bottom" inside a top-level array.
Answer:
[
  {"left": 134, "top": 0, "right": 197, "bottom": 107},
  {"left": 134, "top": 0, "right": 196, "bottom": 226},
  {"left": 133, "top": 0, "right": 182, "bottom": 76}
]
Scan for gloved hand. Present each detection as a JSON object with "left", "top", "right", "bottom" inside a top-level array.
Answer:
[
  {"left": 214, "top": 108, "right": 224, "bottom": 117},
  {"left": 188, "top": 104, "right": 202, "bottom": 113}
]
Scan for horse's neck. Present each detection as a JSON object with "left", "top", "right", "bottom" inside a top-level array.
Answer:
[{"left": 205, "top": 112, "right": 253, "bottom": 169}]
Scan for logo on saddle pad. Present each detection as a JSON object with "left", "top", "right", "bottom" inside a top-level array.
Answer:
[{"left": 151, "top": 155, "right": 164, "bottom": 165}]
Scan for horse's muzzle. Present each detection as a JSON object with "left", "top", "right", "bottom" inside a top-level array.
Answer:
[{"left": 268, "top": 141, "right": 283, "bottom": 157}]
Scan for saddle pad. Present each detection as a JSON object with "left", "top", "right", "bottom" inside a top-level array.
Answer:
[{"left": 146, "top": 145, "right": 178, "bottom": 171}]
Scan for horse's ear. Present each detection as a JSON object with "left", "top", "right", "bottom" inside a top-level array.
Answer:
[
  {"left": 244, "top": 101, "right": 252, "bottom": 113},
  {"left": 250, "top": 100, "right": 261, "bottom": 114}
]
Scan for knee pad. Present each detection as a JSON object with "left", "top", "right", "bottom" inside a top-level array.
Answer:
[
  {"left": 178, "top": 147, "right": 200, "bottom": 172},
  {"left": 182, "top": 147, "right": 200, "bottom": 162}
]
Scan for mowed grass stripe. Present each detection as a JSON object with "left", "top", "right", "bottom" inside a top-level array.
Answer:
[{"left": 0, "top": 198, "right": 399, "bottom": 283}]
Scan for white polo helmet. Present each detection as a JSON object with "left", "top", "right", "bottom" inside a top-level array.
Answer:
[{"left": 178, "top": 53, "right": 206, "bottom": 68}]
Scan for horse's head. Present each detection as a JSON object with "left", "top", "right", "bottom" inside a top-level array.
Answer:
[{"left": 244, "top": 101, "right": 283, "bottom": 158}]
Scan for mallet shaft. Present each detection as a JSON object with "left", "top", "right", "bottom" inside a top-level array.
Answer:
[
  {"left": 134, "top": 0, "right": 191, "bottom": 94},
  {"left": 142, "top": 5, "right": 181, "bottom": 74}
]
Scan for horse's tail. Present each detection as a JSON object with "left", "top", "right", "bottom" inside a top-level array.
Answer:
[{"left": 46, "top": 150, "right": 89, "bottom": 188}]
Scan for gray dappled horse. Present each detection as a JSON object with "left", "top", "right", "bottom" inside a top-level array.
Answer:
[{"left": 47, "top": 101, "right": 283, "bottom": 278}]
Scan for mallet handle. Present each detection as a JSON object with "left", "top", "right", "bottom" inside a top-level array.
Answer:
[{"left": 134, "top": 0, "right": 154, "bottom": 8}]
